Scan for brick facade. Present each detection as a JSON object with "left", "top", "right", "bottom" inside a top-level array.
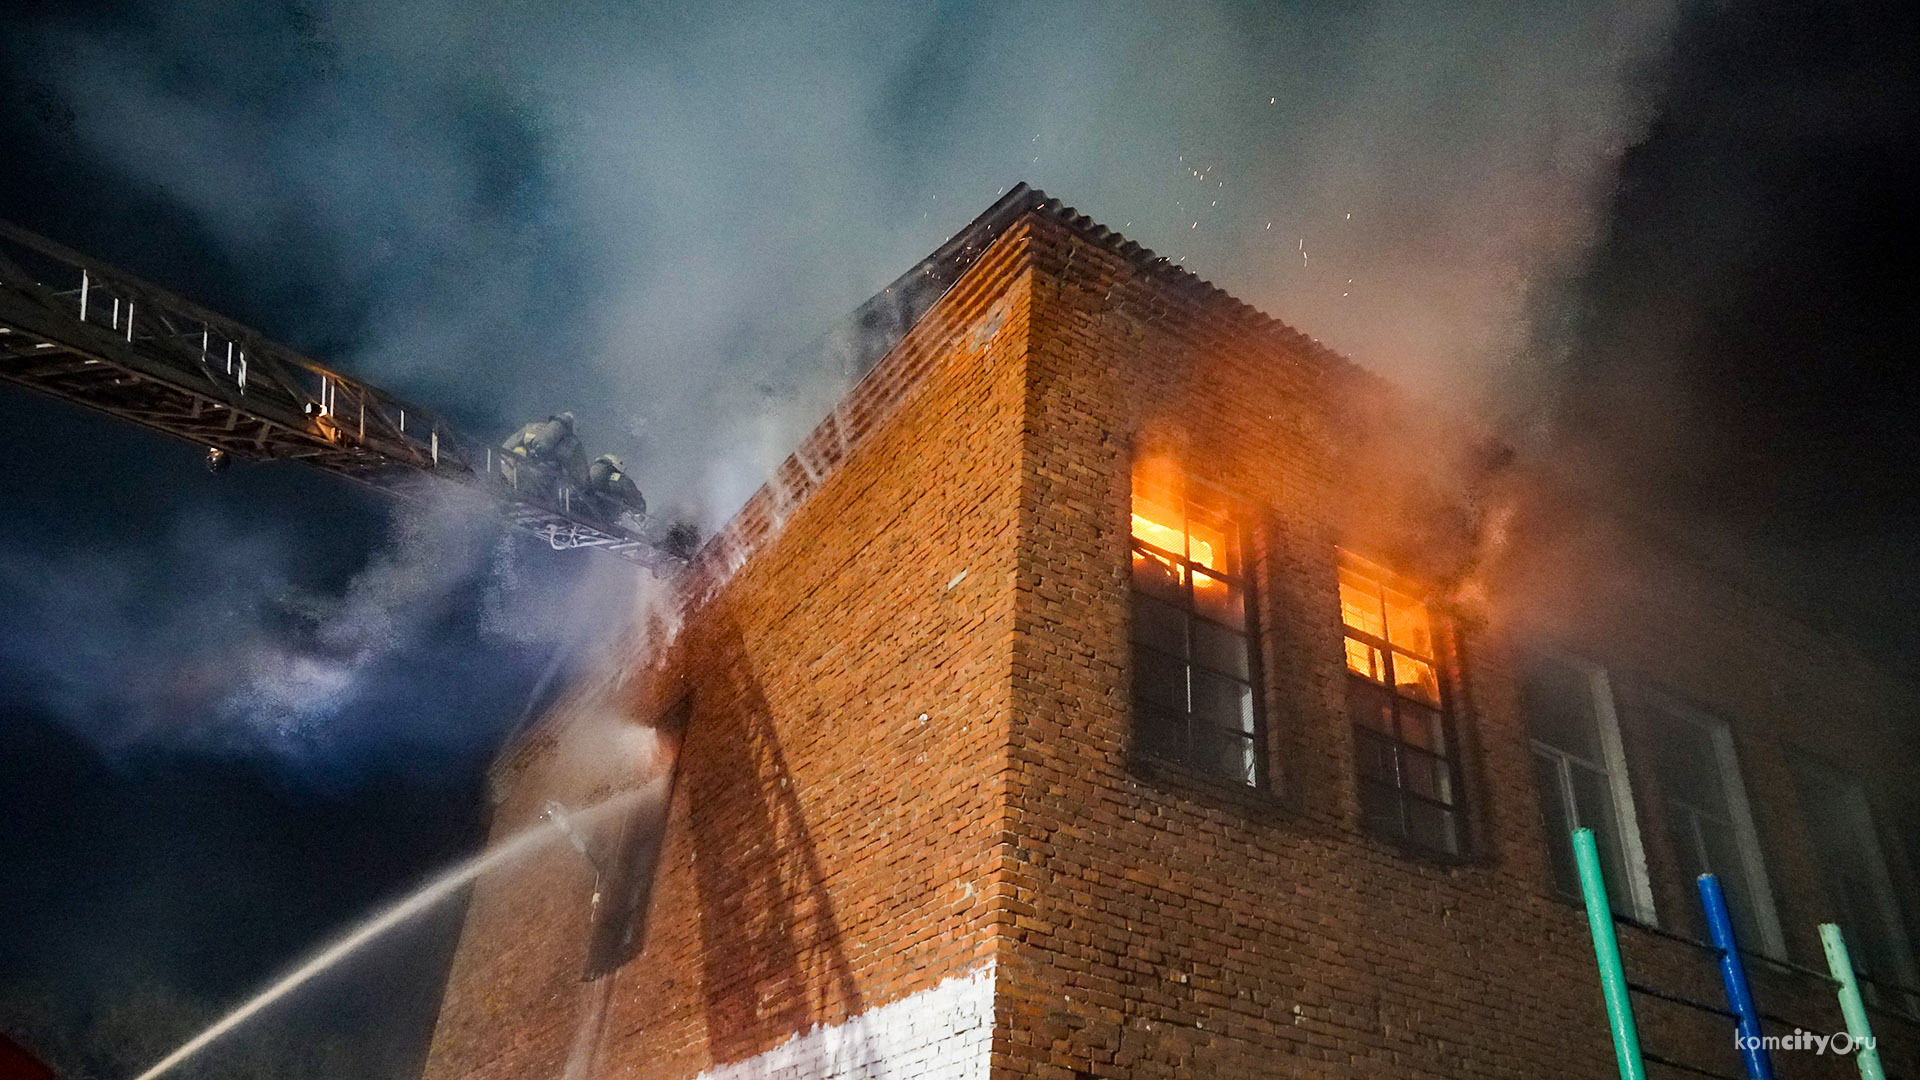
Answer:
[{"left": 425, "top": 189, "right": 1920, "bottom": 1080}]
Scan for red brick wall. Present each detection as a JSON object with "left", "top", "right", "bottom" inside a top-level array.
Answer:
[
  {"left": 426, "top": 223, "right": 1040, "bottom": 1080},
  {"left": 997, "top": 213, "right": 1918, "bottom": 1080},
  {"left": 427, "top": 205, "right": 1918, "bottom": 1080}
]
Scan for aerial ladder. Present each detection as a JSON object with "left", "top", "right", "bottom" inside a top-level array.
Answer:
[{"left": 0, "top": 221, "right": 682, "bottom": 570}]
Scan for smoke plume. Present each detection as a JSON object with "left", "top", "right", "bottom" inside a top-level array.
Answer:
[
  {"left": 0, "top": 0, "right": 1689, "bottom": 767},
  {"left": 20, "top": 0, "right": 1679, "bottom": 507}
]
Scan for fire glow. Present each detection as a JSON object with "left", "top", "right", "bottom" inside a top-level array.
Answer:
[
  {"left": 1130, "top": 492, "right": 1231, "bottom": 602},
  {"left": 1339, "top": 555, "right": 1440, "bottom": 706}
]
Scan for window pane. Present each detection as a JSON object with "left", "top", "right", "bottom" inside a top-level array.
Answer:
[
  {"left": 1407, "top": 800, "right": 1460, "bottom": 856},
  {"left": 1185, "top": 511, "right": 1236, "bottom": 577},
  {"left": 1667, "top": 804, "right": 1711, "bottom": 884},
  {"left": 1339, "top": 573, "right": 1385, "bottom": 638},
  {"left": 1196, "top": 726, "right": 1257, "bottom": 786},
  {"left": 1137, "top": 706, "right": 1185, "bottom": 760},
  {"left": 1344, "top": 555, "right": 1461, "bottom": 857},
  {"left": 1348, "top": 679, "right": 1395, "bottom": 735},
  {"left": 1655, "top": 712, "right": 1729, "bottom": 818},
  {"left": 1355, "top": 727, "right": 1399, "bottom": 783},
  {"left": 1668, "top": 805, "right": 1760, "bottom": 946},
  {"left": 1571, "top": 764, "right": 1632, "bottom": 915},
  {"left": 1130, "top": 468, "right": 1263, "bottom": 788},
  {"left": 1346, "top": 637, "right": 1386, "bottom": 681},
  {"left": 1398, "top": 701, "right": 1446, "bottom": 753},
  {"left": 1191, "top": 618, "right": 1248, "bottom": 679},
  {"left": 1521, "top": 658, "right": 1606, "bottom": 763},
  {"left": 1191, "top": 569, "right": 1245, "bottom": 630},
  {"left": 1402, "top": 747, "right": 1453, "bottom": 806},
  {"left": 1391, "top": 655, "right": 1441, "bottom": 706},
  {"left": 1789, "top": 760, "right": 1918, "bottom": 997},
  {"left": 1383, "top": 589, "right": 1433, "bottom": 657},
  {"left": 1699, "top": 816, "right": 1767, "bottom": 951},
  {"left": 1131, "top": 547, "right": 1186, "bottom": 603},
  {"left": 1133, "top": 648, "right": 1187, "bottom": 712},
  {"left": 1132, "top": 594, "right": 1188, "bottom": 658},
  {"left": 1192, "top": 669, "right": 1254, "bottom": 734},
  {"left": 1535, "top": 752, "right": 1581, "bottom": 899},
  {"left": 1131, "top": 490, "right": 1185, "bottom": 554},
  {"left": 1360, "top": 781, "right": 1403, "bottom": 839}
]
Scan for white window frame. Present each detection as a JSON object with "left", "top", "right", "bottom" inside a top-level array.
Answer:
[
  {"left": 1648, "top": 690, "right": 1787, "bottom": 959},
  {"left": 1527, "top": 654, "right": 1658, "bottom": 924},
  {"left": 1791, "top": 755, "right": 1920, "bottom": 1012}
]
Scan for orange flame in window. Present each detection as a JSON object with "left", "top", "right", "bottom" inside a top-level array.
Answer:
[{"left": 1132, "top": 501, "right": 1227, "bottom": 593}]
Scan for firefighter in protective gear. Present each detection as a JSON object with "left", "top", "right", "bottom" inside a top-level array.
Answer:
[
  {"left": 587, "top": 454, "right": 646, "bottom": 527},
  {"left": 500, "top": 412, "right": 590, "bottom": 503},
  {"left": 588, "top": 455, "right": 646, "bottom": 513}
]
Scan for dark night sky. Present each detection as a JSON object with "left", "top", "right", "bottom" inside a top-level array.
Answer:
[
  {"left": 2, "top": 1, "right": 1917, "bottom": 1077},
  {"left": 1544, "top": 0, "right": 1920, "bottom": 663}
]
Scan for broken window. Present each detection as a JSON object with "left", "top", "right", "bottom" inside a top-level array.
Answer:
[
  {"left": 1130, "top": 468, "right": 1259, "bottom": 786},
  {"left": 1523, "top": 654, "right": 1656, "bottom": 922},
  {"left": 1341, "top": 553, "right": 1462, "bottom": 855}
]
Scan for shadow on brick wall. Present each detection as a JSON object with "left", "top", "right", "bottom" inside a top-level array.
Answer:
[{"left": 686, "top": 616, "right": 863, "bottom": 1065}]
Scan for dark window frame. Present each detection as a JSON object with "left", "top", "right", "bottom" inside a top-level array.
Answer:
[
  {"left": 1339, "top": 551, "right": 1468, "bottom": 858},
  {"left": 1128, "top": 475, "right": 1267, "bottom": 790}
]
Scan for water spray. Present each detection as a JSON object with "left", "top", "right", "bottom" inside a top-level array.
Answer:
[
  {"left": 127, "top": 788, "right": 645, "bottom": 1080},
  {"left": 543, "top": 800, "right": 606, "bottom": 872}
]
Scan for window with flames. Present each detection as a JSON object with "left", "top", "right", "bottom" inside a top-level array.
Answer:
[
  {"left": 1340, "top": 554, "right": 1462, "bottom": 855},
  {"left": 1129, "top": 470, "right": 1259, "bottom": 786}
]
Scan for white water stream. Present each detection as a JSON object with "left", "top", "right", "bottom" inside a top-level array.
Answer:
[{"left": 130, "top": 786, "right": 649, "bottom": 1080}]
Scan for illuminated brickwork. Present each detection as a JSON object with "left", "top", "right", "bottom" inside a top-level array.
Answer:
[{"left": 427, "top": 193, "right": 1920, "bottom": 1080}]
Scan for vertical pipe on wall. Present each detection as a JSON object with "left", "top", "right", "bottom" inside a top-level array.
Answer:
[
  {"left": 1574, "top": 828, "right": 1648, "bottom": 1080},
  {"left": 1697, "top": 874, "right": 1774, "bottom": 1080},
  {"left": 1820, "top": 923, "right": 1885, "bottom": 1080}
]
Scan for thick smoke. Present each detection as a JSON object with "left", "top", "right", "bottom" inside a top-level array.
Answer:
[
  {"left": 6, "top": 0, "right": 1684, "bottom": 769},
  {"left": 3, "top": 0, "right": 1685, "bottom": 764},
  {"left": 0, "top": 486, "right": 639, "bottom": 775},
  {"left": 23, "top": 0, "right": 1678, "bottom": 508},
  {"left": 0, "top": 4, "right": 1704, "bottom": 1076}
]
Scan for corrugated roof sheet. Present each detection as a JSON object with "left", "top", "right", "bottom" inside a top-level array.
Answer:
[{"left": 834, "top": 182, "right": 1381, "bottom": 391}]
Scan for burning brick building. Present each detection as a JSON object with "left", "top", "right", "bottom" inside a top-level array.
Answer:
[{"left": 423, "top": 187, "right": 1920, "bottom": 1080}]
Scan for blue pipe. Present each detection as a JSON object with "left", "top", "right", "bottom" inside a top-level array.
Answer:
[{"left": 1698, "top": 874, "right": 1774, "bottom": 1080}]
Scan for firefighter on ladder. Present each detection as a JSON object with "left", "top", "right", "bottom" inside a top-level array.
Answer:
[
  {"left": 587, "top": 454, "right": 647, "bottom": 527},
  {"left": 500, "top": 412, "right": 590, "bottom": 508}
]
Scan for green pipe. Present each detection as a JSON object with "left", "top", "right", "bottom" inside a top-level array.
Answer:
[
  {"left": 1574, "top": 828, "right": 1647, "bottom": 1080},
  {"left": 1819, "top": 923, "right": 1885, "bottom": 1080}
]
